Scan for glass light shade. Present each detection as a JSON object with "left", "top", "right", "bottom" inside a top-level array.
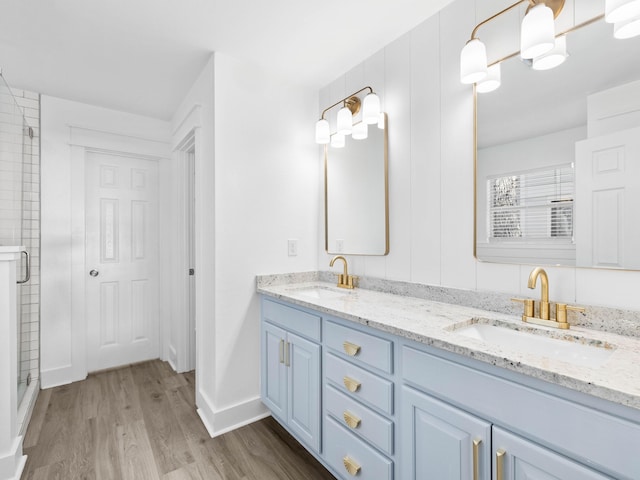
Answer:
[
  {"left": 460, "top": 38, "right": 488, "bottom": 84},
  {"left": 377, "top": 112, "right": 385, "bottom": 129},
  {"left": 606, "top": 0, "right": 640, "bottom": 23},
  {"left": 352, "top": 122, "right": 368, "bottom": 140},
  {"left": 614, "top": 15, "right": 640, "bottom": 38},
  {"left": 532, "top": 35, "right": 568, "bottom": 70},
  {"left": 330, "top": 133, "right": 345, "bottom": 148},
  {"left": 315, "top": 118, "right": 330, "bottom": 144},
  {"left": 336, "top": 106, "right": 353, "bottom": 135},
  {"left": 520, "top": 4, "right": 555, "bottom": 59},
  {"left": 362, "top": 93, "right": 381, "bottom": 124},
  {"left": 476, "top": 63, "right": 501, "bottom": 93}
]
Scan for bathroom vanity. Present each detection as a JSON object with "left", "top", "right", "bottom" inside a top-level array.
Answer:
[{"left": 258, "top": 276, "right": 640, "bottom": 480}]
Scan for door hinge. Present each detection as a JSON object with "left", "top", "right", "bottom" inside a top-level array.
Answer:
[{"left": 189, "top": 268, "right": 195, "bottom": 276}]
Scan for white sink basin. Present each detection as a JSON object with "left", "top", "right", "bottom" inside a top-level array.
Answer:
[
  {"left": 289, "top": 286, "right": 353, "bottom": 300},
  {"left": 453, "top": 321, "right": 616, "bottom": 368}
]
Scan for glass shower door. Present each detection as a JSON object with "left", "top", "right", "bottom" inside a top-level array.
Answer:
[{"left": 0, "top": 73, "right": 32, "bottom": 406}]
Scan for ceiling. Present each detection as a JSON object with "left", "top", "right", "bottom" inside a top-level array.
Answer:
[{"left": 0, "top": 0, "right": 454, "bottom": 120}]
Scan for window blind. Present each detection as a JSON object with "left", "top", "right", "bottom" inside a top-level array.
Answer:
[{"left": 488, "top": 163, "right": 574, "bottom": 242}]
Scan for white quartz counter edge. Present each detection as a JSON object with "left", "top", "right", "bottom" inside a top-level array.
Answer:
[{"left": 258, "top": 281, "right": 640, "bottom": 412}]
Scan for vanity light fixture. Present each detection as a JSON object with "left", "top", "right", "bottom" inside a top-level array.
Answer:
[
  {"left": 315, "top": 86, "right": 381, "bottom": 146},
  {"left": 462, "top": 1, "right": 640, "bottom": 92},
  {"left": 352, "top": 121, "right": 368, "bottom": 140},
  {"left": 532, "top": 34, "right": 568, "bottom": 70},
  {"left": 460, "top": 0, "right": 565, "bottom": 85},
  {"left": 475, "top": 63, "right": 501, "bottom": 93},
  {"left": 613, "top": 13, "right": 640, "bottom": 38},
  {"left": 605, "top": 0, "right": 640, "bottom": 24}
]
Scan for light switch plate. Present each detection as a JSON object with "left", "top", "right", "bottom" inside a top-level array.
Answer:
[{"left": 288, "top": 239, "right": 298, "bottom": 256}]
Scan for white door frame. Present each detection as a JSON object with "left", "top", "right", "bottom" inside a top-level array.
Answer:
[
  {"left": 170, "top": 104, "right": 203, "bottom": 374},
  {"left": 172, "top": 132, "right": 197, "bottom": 372},
  {"left": 69, "top": 126, "right": 171, "bottom": 379}
]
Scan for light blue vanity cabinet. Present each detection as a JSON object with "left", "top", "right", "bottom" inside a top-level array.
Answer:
[
  {"left": 401, "top": 385, "right": 491, "bottom": 479},
  {"left": 259, "top": 294, "right": 640, "bottom": 480},
  {"left": 492, "top": 427, "right": 611, "bottom": 480},
  {"left": 261, "top": 298, "right": 321, "bottom": 453},
  {"left": 401, "top": 344, "right": 639, "bottom": 480}
]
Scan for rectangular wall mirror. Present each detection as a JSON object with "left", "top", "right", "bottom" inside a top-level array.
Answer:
[
  {"left": 325, "top": 113, "right": 389, "bottom": 255},
  {"left": 476, "top": 17, "right": 640, "bottom": 270}
]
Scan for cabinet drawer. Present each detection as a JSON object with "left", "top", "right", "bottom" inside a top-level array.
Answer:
[
  {"left": 326, "top": 353, "right": 393, "bottom": 415},
  {"left": 325, "top": 320, "right": 393, "bottom": 373},
  {"left": 326, "top": 385, "right": 394, "bottom": 456},
  {"left": 262, "top": 298, "right": 321, "bottom": 341},
  {"left": 324, "top": 416, "right": 393, "bottom": 480}
]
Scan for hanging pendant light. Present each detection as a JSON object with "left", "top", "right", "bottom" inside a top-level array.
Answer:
[
  {"left": 606, "top": 0, "right": 640, "bottom": 23},
  {"left": 336, "top": 106, "right": 353, "bottom": 136},
  {"left": 460, "top": 38, "right": 488, "bottom": 84},
  {"left": 532, "top": 35, "right": 568, "bottom": 70},
  {"left": 315, "top": 118, "right": 330, "bottom": 144},
  {"left": 614, "top": 14, "right": 640, "bottom": 38},
  {"left": 476, "top": 63, "right": 501, "bottom": 93},
  {"left": 521, "top": 3, "right": 556, "bottom": 59}
]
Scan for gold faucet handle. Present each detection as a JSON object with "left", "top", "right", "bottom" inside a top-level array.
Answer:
[
  {"left": 511, "top": 297, "right": 535, "bottom": 318},
  {"left": 555, "top": 303, "right": 586, "bottom": 323}
]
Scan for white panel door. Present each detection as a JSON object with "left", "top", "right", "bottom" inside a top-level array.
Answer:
[
  {"left": 575, "top": 126, "right": 640, "bottom": 268},
  {"left": 85, "top": 151, "right": 160, "bottom": 372}
]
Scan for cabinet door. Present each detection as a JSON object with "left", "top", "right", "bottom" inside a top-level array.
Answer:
[
  {"left": 288, "top": 331, "right": 321, "bottom": 453},
  {"left": 262, "top": 322, "right": 287, "bottom": 420},
  {"left": 402, "top": 386, "right": 491, "bottom": 480},
  {"left": 492, "top": 427, "right": 612, "bottom": 480}
]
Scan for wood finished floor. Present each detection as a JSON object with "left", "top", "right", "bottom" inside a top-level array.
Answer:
[{"left": 21, "top": 360, "right": 335, "bottom": 480}]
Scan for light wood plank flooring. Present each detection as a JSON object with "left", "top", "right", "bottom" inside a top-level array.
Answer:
[{"left": 21, "top": 360, "right": 335, "bottom": 479}]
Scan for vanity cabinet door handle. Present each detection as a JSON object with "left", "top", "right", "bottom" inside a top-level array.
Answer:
[
  {"left": 284, "top": 341, "right": 290, "bottom": 367},
  {"left": 343, "top": 410, "right": 361, "bottom": 429},
  {"left": 472, "top": 438, "right": 481, "bottom": 480},
  {"left": 279, "top": 339, "right": 284, "bottom": 364},
  {"left": 496, "top": 449, "right": 506, "bottom": 480},
  {"left": 343, "top": 341, "right": 361, "bottom": 356},
  {"left": 343, "top": 376, "right": 361, "bottom": 393},
  {"left": 343, "top": 456, "right": 361, "bottom": 476}
]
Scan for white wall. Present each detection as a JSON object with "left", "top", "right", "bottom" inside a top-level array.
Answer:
[
  {"left": 172, "top": 53, "right": 319, "bottom": 435},
  {"left": 318, "top": 0, "right": 640, "bottom": 312},
  {"left": 40, "top": 96, "right": 171, "bottom": 387}
]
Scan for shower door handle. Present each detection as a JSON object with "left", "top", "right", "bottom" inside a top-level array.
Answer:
[{"left": 17, "top": 250, "right": 30, "bottom": 284}]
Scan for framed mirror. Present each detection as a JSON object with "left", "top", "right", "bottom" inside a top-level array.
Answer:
[
  {"left": 475, "top": 17, "right": 640, "bottom": 269},
  {"left": 325, "top": 113, "right": 389, "bottom": 255}
]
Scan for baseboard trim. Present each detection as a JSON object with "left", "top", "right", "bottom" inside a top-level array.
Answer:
[
  {"left": 0, "top": 436, "right": 26, "bottom": 480},
  {"left": 196, "top": 391, "right": 269, "bottom": 438},
  {"left": 40, "top": 364, "right": 84, "bottom": 389}
]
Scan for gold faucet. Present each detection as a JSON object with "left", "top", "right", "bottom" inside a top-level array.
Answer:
[
  {"left": 330, "top": 255, "right": 355, "bottom": 289},
  {"left": 528, "top": 267, "right": 550, "bottom": 320},
  {"left": 512, "top": 267, "right": 585, "bottom": 330}
]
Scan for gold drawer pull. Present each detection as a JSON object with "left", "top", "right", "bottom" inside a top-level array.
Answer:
[
  {"left": 343, "top": 376, "right": 361, "bottom": 393},
  {"left": 279, "top": 339, "right": 284, "bottom": 364},
  {"left": 343, "top": 410, "right": 361, "bottom": 429},
  {"left": 473, "top": 439, "right": 481, "bottom": 480},
  {"left": 496, "top": 449, "right": 506, "bottom": 480},
  {"left": 343, "top": 456, "right": 361, "bottom": 476},
  {"left": 343, "top": 341, "right": 361, "bottom": 356}
]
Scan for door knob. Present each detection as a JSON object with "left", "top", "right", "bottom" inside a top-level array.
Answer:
[{"left": 89, "top": 270, "right": 99, "bottom": 277}]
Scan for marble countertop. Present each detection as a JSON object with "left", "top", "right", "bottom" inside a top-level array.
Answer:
[{"left": 258, "top": 279, "right": 640, "bottom": 412}]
